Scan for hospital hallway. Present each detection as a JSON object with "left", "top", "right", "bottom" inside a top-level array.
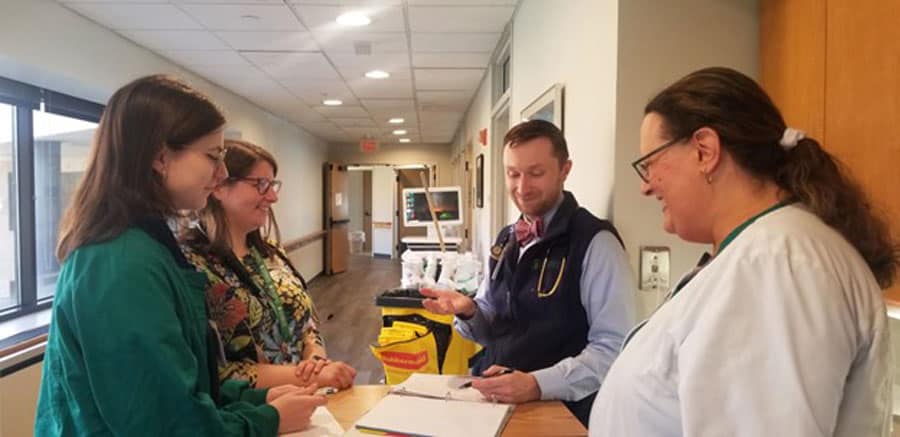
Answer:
[{"left": 307, "top": 254, "right": 400, "bottom": 385}]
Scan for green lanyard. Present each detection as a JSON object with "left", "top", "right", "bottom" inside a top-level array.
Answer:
[{"left": 249, "top": 247, "right": 292, "bottom": 341}]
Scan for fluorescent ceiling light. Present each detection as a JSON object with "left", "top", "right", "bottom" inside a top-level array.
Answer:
[
  {"left": 399, "top": 138, "right": 411, "bottom": 143},
  {"left": 365, "top": 70, "right": 390, "bottom": 79},
  {"left": 388, "top": 118, "right": 404, "bottom": 124},
  {"left": 393, "top": 129, "right": 407, "bottom": 135},
  {"left": 322, "top": 99, "right": 343, "bottom": 106},
  {"left": 336, "top": 12, "right": 370, "bottom": 27}
]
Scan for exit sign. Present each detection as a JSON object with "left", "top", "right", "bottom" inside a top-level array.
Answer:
[{"left": 360, "top": 138, "right": 378, "bottom": 152}]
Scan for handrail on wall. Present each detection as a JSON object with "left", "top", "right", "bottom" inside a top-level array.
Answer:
[{"left": 283, "top": 230, "right": 327, "bottom": 253}]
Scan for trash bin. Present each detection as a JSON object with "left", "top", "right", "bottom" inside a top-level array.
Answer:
[
  {"left": 370, "top": 289, "right": 481, "bottom": 384},
  {"left": 349, "top": 231, "right": 365, "bottom": 254}
]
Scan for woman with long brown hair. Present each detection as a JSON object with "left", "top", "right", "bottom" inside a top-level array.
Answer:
[
  {"left": 591, "top": 67, "right": 898, "bottom": 435},
  {"left": 36, "top": 75, "right": 324, "bottom": 436},
  {"left": 181, "top": 139, "right": 356, "bottom": 391}
]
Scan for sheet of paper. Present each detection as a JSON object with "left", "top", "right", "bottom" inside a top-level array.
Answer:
[
  {"left": 392, "top": 373, "right": 486, "bottom": 402},
  {"left": 280, "top": 407, "right": 344, "bottom": 437},
  {"left": 354, "top": 394, "right": 513, "bottom": 437}
]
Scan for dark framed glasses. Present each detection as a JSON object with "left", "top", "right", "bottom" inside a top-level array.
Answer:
[
  {"left": 229, "top": 177, "right": 282, "bottom": 195},
  {"left": 631, "top": 137, "right": 684, "bottom": 183}
]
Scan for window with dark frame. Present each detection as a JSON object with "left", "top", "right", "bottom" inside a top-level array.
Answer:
[{"left": 0, "top": 76, "right": 103, "bottom": 323}]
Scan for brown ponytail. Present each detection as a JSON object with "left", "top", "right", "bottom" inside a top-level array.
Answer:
[{"left": 646, "top": 67, "right": 899, "bottom": 288}]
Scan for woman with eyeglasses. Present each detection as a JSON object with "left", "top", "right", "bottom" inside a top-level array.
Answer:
[
  {"left": 35, "top": 76, "right": 325, "bottom": 436},
  {"left": 181, "top": 139, "right": 357, "bottom": 392},
  {"left": 590, "top": 67, "right": 897, "bottom": 436}
]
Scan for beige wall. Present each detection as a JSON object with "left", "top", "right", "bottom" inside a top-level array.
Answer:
[
  {"left": 0, "top": 361, "right": 42, "bottom": 436},
  {"left": 613, "top": 0, "right": 759, "bottom": 317}
]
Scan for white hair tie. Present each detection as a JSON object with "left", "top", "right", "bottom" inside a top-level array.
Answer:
[{"left": 780, "top": 127, "right": 806, "bottom": 150}]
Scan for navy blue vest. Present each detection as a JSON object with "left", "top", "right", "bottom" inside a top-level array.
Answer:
[{"left": 482, "top": 191, "right": 622, "bottom": 374}]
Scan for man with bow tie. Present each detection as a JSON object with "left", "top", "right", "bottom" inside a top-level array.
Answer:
[{"left": 421, "top": 119, "right": 636, "bottom": 425}]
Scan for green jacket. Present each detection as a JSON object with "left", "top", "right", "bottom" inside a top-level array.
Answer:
[{"left": 35, "top": 220, "right": 280, "bottom": 436}]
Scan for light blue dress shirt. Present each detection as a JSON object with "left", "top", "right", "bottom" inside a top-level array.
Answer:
[{"left": 455, "top": 198, "right": 637, "bottom": 402}]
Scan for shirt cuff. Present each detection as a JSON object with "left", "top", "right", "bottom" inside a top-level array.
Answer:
[
  {"left": 530, "top": 366, "right": 571, "bottom": 401},
  {"left": 455, "top": 305, "right": 489, "bottom": 339}
]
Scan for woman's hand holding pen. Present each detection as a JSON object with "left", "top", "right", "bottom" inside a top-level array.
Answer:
[
  {"left": 471, "top": 365, "right": 542, "bottom": 404},
  {"left": 420, "top": 288, "right": 476, "bottom": 318}
]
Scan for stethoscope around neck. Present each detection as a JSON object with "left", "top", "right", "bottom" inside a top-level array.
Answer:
[{"left": 491, "top": 232, "right": 567, "bottom": 298}]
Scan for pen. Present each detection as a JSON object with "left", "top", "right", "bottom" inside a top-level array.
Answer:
[{"left": 457, "top": 368, "right": 515, "bottom": 389}]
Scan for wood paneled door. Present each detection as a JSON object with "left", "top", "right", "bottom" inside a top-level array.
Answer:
[
  {"left": 761, "top": 0, "right": 900, "bottom": 300},
  {"left": 324, "top": 162, "right": 350, "bottom": 275}
]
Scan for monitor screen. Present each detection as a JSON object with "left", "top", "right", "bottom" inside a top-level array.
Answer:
[{"left": 403, "top": 187, "right": 462, "bottom": 227}]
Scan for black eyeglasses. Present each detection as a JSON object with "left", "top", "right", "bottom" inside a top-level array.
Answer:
[
  {"left": 631, "top": 137, "right": 684, "bottom": 183},
  {"left": 229, "top": 177, "right": 282, "bottom": 195}
]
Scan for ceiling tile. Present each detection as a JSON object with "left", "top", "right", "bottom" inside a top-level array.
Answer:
[
  {"left": 329, "top": 53, "right": 410, "bottom": 79},
  {"left": 121, "top": 30, "right": 231, "bottom": 50},
  {"left": 63, "top": 3, "right": 201, "bottom": 30},
  {"left": 348, "top": 79, "right": 413, "bottom": 99},
  {"left": 315, "top": 31, "right": 408, "bottom": 55},
  {"left": 179, "top": 4, "right": 304, "bottom": 31},
  {"left": 173, "top": 0, "right": 284, "bottom": 3},
  {"left": 408, "top": 6, "right": 514, "bottom": 32},
  {"left": 330, "top": 118, "right": 377, "bottom": 127},
  {"left": 411, "top": 32, "right": 500, "bottom": 52},
  {"left": 162, "top": 50, "right": 250, "bottom": 67},
  {"left": 415, "top": 69, "right": 484, "bottom": 90},
  {"left": 216, "top": 31, "right": 319, "bottom": 51},
  {"left": 292, "top": 5, "right": 405, "bottom": 33},
  {"left": 290, "top": 0, "right": 401, "bottom": 5},
  {"left": 314, "top": 106, "right": 370, "bottom": 118},
  {"left": 243, "top": 52, "right": 340, "bottom": 80},
  {"left": 279, "top": 80, "right": 358, "bottom": 106},
  {"left": 407, "top": 0, "right": 517, "bottom": 4},
  {"left": 416, "top": 87, "right": 472, "bottom": 109},
  {"left": 412, "top": 52, "right": 491, "bottom": 68},
  {"left": 360, "top": 98, "right": 415, "bottom": 111}
]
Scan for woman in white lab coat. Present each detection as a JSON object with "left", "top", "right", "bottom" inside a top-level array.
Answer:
[{"left": 590, "top": 67, "right": 899, "bottom": 436}]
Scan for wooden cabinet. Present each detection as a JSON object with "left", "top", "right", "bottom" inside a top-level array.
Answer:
[{"left": 761, "top": 0, "right": 900, "bottom": 301}]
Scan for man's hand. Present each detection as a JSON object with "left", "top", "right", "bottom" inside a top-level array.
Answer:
[
  {"left": 470, "top": 365, "right": 541, "bottom": 404},
  {"left": 420, "top": 288, "right": 476, "bottom": 318}
]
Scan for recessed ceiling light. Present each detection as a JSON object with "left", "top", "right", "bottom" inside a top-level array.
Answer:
[
  {"left": 399, "top": 138, "right": 411, "bottom": 143},
  {"left": 336, "top": 12, "right": 371, "bottom": 27},
  {"left": 365, "top": 70, "right": 390, "bottom": 79},
  {"left": 393, "top": 129, "right": 407, "bottom": 135},
  {"left": 322, "top": 99, "right": 343, "bottom": 106},
  {"left": 388, "top": 118, "right": 404, "bottom": 124}
]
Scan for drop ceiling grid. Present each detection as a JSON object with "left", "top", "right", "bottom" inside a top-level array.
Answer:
[{"left": 58, "top": 0, "right": 519, "bottom": 144}]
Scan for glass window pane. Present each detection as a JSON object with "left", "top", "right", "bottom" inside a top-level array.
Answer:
[
  {"left": 0, "top": 103, "right": 17, "bottom": 311},
  {"left": 33, "top": 110, "right": 95, "bottom": 301}
]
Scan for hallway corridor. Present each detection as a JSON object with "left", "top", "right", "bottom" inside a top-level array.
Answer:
[{"left": 307, "top": 255, "right": 401, "bottom": 385}]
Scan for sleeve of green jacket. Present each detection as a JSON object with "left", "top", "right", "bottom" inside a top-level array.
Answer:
[
  {"left": 220, "top": 379, "right": 269, "bottom": 406},
  {"left": 67, "top": 253, "right": 279, "bottom": 436}
]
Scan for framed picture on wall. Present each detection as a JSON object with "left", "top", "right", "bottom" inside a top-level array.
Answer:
[
  {"left": 475, "top": 153, "right": 484, "bottom": 208},
  {"left": 521, "top": 83, "right": 565, "bottom": 131}
]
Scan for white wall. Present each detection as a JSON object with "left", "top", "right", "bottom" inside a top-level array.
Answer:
[
  {"left": 0, "top": 0, "right": 328, "bottom": 279},
  {"left": 347, "top": 171, "right": 364, "bottom": 234},
  {"left": 370, "top": 167, "right": 395, "bottom": 257},
  {"left": 328, "top": 143, "right": 453, "bottom": 186},
  {"left": 510, "top": 0, "right": 620, "bottom": 218},
  {"left": 613, "top": 0, "right": 759, "bottom": 317}
]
